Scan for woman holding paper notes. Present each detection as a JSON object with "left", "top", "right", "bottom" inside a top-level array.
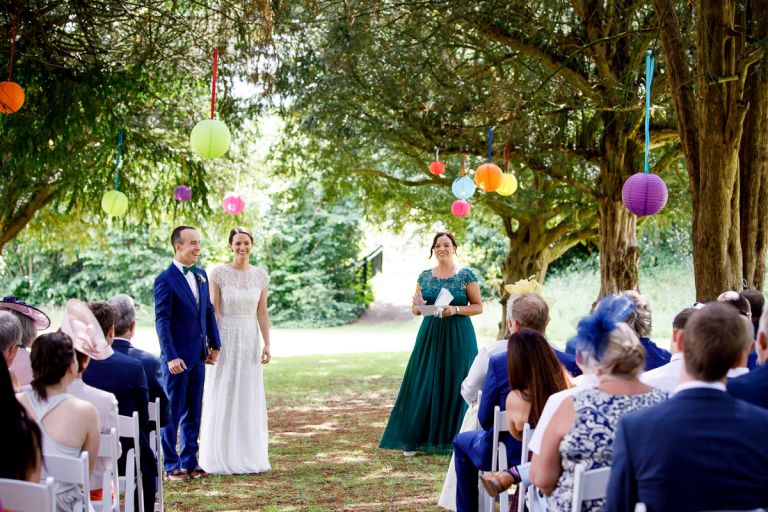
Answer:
[{"left": 379, "top": 231, "right": 482, "bottom": 455}]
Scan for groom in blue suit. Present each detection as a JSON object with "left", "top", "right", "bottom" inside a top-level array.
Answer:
[{"left": 154, "top": 226, "right": 221, "bottom": 480}]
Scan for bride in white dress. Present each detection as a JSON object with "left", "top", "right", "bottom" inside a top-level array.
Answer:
[{"left": 200, "top": 227, "right": 272, "bottom": 474}]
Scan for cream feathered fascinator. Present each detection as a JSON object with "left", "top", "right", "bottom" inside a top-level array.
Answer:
[
  {"left": 59, "top": 299, "right": 113, "bottom": 360},
  {"left": 504, "top": 276, "right": 543, "bottom": 297}
]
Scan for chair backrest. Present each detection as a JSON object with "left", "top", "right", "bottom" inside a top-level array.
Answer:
[
  {"left": 571, "top": 463, "right": 611, "bottom": 512},
  {"left": 118, "top": 448, "right": 136, "bottom": 512},
  {"left": 118, "top": 411, "right": 144, "bottom": 512},
  {"left": 147, "top": 397, "right": 164, "bottom": 512},
  {"left": 490, "top": 406, "right": 509, "bottom": 472},
  {"left": 95, "top": 427, "right": 120, "bottom": 512},
  {"left": 517, "top": 423, "right": 534, "bottom": 512},
  {"left": 0, "top": 476, "right": 56, "bottom": 512},
  {"left": 44, "top": 451, "right": 91, "bottom": 511}
]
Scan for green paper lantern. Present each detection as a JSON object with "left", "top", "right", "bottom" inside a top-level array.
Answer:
[
  {"left": 190, "top": 119, "right": 231, "bottom": 159},
  {"left": 102, "top": 190, "right": 128, "bottom": 216}
]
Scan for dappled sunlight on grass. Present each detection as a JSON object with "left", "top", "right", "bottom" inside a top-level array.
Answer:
[{"left": 315, "top": 450, "right": 369, "bottom": 463}]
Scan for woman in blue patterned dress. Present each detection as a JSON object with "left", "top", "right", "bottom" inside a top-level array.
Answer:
[
  {"left": 379, "top": 232, "right": 483, "bottom": 455},
  {"left": 531, "top": 296, "right": 668, "bottom": 511}
]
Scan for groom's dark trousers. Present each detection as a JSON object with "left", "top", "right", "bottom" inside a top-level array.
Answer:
[{"left": 154, "top": 264, "right": 221, "bottom": 473}]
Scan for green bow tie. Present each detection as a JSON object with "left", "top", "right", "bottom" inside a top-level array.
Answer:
[{"left": 182, "top": 265, "right": 197, "bottom": 275}]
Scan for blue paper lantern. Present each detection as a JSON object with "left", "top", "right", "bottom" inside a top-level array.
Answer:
[{"left": 452, "top": 176, "right": 476, "bottom": 200}]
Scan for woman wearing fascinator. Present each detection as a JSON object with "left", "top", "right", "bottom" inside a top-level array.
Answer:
[
  {"left": 481, "top": 295, "right": 668, "bottom": 511},
  {"left": 0, "top": 296, "right": 51, "bottom": 390}
]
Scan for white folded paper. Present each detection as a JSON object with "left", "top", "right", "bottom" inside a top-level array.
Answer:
[{"left": 416, "top": 287, "right": 455, "bottom": 317}]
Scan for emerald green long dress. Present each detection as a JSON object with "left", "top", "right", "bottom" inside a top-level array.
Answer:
[{"left": 379, "top": 268, "right": 479, "bottom": 454}]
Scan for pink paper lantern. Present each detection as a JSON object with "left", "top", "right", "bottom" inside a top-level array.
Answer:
[
  {"left": 222, "top": 192, "right": 246, "bottom": 215},
  {"left": 429, "top": 161, "right": 445, "bottom": 176},
  {"left": 451, "top": 199, "right": 471, "bottom": 217},
  {"left": 174, "top": 185, "right": 192, "bottom": 202},
  {"left": 622, "top": 173, "right": 668, "bottom": 216}
]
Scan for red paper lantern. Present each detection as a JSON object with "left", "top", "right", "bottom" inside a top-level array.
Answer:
[
  {"left": 451, "top": 199, "right": 471, "bottom": 217},
  {"left": 222, "top": 192, "right": 246, "bottom": 215},
  {"left": 429, "top": 161, "right": 445, "bottom": 176},
  {"left": 0, "top": 81, "right": 24, "bottom": 113},
  {"left": 174, "top": 185, "right": 192, "bottom": 202},
  {"left": 475, "top": 163, "right": 503, "bottom": 192},
  {"left": 622, "top": 173, "right": 668, "bottom": 216}
]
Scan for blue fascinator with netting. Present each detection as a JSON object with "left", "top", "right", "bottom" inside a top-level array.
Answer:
[{"left": 567, "top": 295, "right": 635, "bottom": 361}]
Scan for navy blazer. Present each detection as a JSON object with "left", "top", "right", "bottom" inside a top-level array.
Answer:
[
  {"left": 638, "top": 337, "right": 670, "bottom": 371},
  {"left": 553, "top": 347, "right": 582, "bottom": 377},
  {"left": 112, "top": 338, "right": 170, "bottom": 427},
  {"left": 728, "top": 364, "right": 768, "bottom": 410},
  {"left": 154, "top": 264, "right": 221, "bottom": 364},
  {"left": 606, "top": 388, "right": 768, "bottom": 512}
]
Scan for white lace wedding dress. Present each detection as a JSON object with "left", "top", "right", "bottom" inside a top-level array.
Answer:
[{"left": 200, "top": 265, "right": 271, "bottom": 474}]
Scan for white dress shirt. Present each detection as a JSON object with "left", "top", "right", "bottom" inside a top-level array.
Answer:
[
  {"left": 527, "top": 373, "right": 599, "bottom": 454},
  {"left": 460, "top": 338, "right": 507, "bottom": 405},
  {"left": 727, "top": 367, "right": 749, "bottom": 379},
  {"left": 68, "top": 378, "right": 121, "bottom": 490},
  {"left": 640, "top": 353, "right": 684, "bottom": 393},
  {"left": 671, "top": 380, "right": 727, "bottom": 396},
  {"left": 172, "top": 259, "right": 199, "bottom": 303}
]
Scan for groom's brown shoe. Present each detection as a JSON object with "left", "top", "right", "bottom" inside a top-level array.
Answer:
[
  {"left": 165, "top": 469, "right": 190, "bottom": 482},
  {"left": 186, "top": 466, "right": 208, "bottom": 479}
]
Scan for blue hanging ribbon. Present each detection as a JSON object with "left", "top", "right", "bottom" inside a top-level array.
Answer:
[
  {"left": 114, "top": 128, "right": 124, "bottom": 190},
  {"left": 644, "top": 51, "right": 654, "bottom": 174},
  {"left": 487, "top": 127, "right": 493, "bottom": 162}
]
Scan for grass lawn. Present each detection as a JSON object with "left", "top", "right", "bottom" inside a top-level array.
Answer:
[{"left": 164, "top": 352, "right": 451, "bottom": 511}]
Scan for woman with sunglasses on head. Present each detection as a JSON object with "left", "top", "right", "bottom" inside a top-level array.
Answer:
[{"left": 380, "top": 231, "right": 483, "bottom": 455}]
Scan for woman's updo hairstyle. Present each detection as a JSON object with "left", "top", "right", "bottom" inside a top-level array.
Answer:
[
  {"left": 30, "top": 331, "right": 75, "bottom": 400},
  {"left": 429, "top": 231, "right": 458, "bottom": 258},
  {"left": 228, "top": 227, "right": 254, "bottom": 245},
  {"left": 595, "top": 322, "right": 646, "bottom": 379}
]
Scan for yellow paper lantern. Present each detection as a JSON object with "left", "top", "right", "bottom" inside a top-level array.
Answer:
[
  {"left": 101, "top": 190, "right": 128, "bottom": 216},
  {"left": 496, "top": 174, "right": 518, "bottom": 196}
]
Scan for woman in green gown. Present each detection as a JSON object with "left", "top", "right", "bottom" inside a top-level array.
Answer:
[{"left": 380, "top": 232, "right": 482, "bottom": 454}]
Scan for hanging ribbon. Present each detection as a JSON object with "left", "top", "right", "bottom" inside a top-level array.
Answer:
[
  {"left": 461, "top": 153, "right": 467, "bottom": 176},
  {"left": 181, "top": 155, "right": 186, "bottom": 185},
  {"left": 504, "top": 144, "right": 510, "bottom": 173},
  {"left": 644, "top": 50, "right": 654, "bottom": 174},
  {"left": 210, "top": 48, "right": 218, "bottom": 119},
  {"left": 114, "top": 129, "right": 124, "bottom": 190},
  {"left": 7, "top": 11, "right": 16, "bottom": 81},
  {"left": 434, "top": 146, "right": 439, "bottom": 162},
  {"left": 487, "top": 127, "right": 494, "bottom": 162}
]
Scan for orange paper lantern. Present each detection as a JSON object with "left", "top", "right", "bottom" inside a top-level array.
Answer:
[
  {"left": 474, "top": 163, "right": 503, "bottom": 192},
  {"left": 0, "top": 81, "right": 24, "bottom": 114}
]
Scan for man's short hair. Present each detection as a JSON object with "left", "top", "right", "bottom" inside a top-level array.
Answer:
[
  {"left": 717, "top": 290, "right": 751, "bottom": 317},
  {"left": 742, "top": 289, "right": 764, "bottom": 320},
  {"left": 108, "top": 294, "right": 136, "bottom": 337},
  {"left": 0, "top": 311, "right": 22, "bottom": 356},
  {"left": 87, "top": 301, "right": 115, "bottom": 338},
  {"left": 672, "top": 308, "right": 695, "bottom": 330},
  {"left": 508, "top": 293, "right": 549, "bottom": 334},
  {"left": 684, "top": 303, "right": 749, "bottom": 381},
  {"left": 171, "top": 225, "right": 196, "bottom": 251}
]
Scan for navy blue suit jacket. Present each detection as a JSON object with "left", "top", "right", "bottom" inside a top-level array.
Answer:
[
  {"left": 553, "top": 347, "right": 581, "bottom": 377},
  {"left": 112, "top": 337, "right": 170, "bottom": 427},
  {"left": 606, "top": 388, "right": 768, "bottom": 512},
  {"left": 639, "top": 337, "right": 670, "bottom": 371},
  {"left": 728, "top": 364, "right": 768, "bottom": 410},
  {"left": 154, "top": 264, "right": 221, "bottom": 364}
]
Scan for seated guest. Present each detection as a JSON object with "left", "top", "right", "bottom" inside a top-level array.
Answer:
[
  {"left": 60, "top": 299, "right": 121, "bottom": 502},
  {"left": 718, "top": 290, "right": 753, "bottom": 378},
  {"left": 741, "top": 288, "right": 763, "bottom": 369},
  {"left": 621, "top": 290, "right": 671, "bottom": 370},
  {"left": 452, "top": 293, "right": 555, "bottom": 512},
  {"left": 16, "top": 331, "right": 100, "bottom": 512},
  {"left": 479, "top": 329, "right": 570, "bottom": 499},
  {"left": 108, "top": 294, "right": 169, "bottom": 427},
  {"left": 606, "top": 302, "right": 768, "bottom": 511},
  {"left": 0, "top": 311, "right": 23, "bottom": 390},
  {"left": 640, "top": 307, "right": 694, "bottom": 392},
  {"left": 728, "top": 301, "right": 768, "bottom": 410},
  {"left": 0, "top": 362, "right": 41, "bottom": 482},
  {"left": 530, "top": 296, "right": 667, "bottom": 511},
  {"left": 0, "top": 296, "right": 51, "bottom": 388},
  {"left": 82, "top": 301, "right": 156, "bottom": 512}
]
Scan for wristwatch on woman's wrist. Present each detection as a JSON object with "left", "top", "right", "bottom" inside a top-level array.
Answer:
[{"left": 456, "top": 306, "right": 460, "bottom": 315}]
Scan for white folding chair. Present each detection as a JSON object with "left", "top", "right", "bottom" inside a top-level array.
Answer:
[
  {"left": 484, "top": 406, "right": 510, "bottom": 512},
  {"left": 571, "top": 463, "right": 611, "bottom": 512},
  {"left": 93, "top": 427, "right": 121, "bottom": 512},
  {"left": 118, "top": 448, "right": 137, "bottom": 512},
  {"left": 517, "top": 423, "right": 534, "bottom": 512},
  {"left": 147, "top": 397, "right": 164, "bottom": 512},
  {"left": 44, "top": 451, "right": 91, "bottom": 512},
  {"left": 118, "top": 411, "right": 144, "bottom": 512},
  {"left": 0, "top": 476, "right": 55, "bottom": 512}
]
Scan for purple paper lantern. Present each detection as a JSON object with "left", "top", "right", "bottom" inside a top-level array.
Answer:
[
  {"left": 174, "top": 185, "right": 192, "bottom": 202},
  {"left": 622, "top": 172, "right": 668, "bottom": 216},
  {"left": 222, "top": 192, "right": 246, "bottom": 215}
]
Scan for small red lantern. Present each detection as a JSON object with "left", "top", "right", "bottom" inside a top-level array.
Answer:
[
  {"left": 475, "top": 163, "right": 503, "bottom": 192},
  {"left": 222, "top": 192, "right": 246, "bottom": 215},
  {"left": 0, "top": 81, "right": 24, "bottom": 113},
  {"left": 429, "top": 161, "right": 445, "bottom": 176},
  {"left": 451, "top": 199, "right": 471, "bottom": 217}
]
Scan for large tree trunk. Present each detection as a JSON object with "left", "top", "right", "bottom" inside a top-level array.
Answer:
[
  {"left": 597, "top": 117, "right": 640, "bottom": 297},
  {"left": 739, "top": 4, "right": 768, "bottom": 290}
]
